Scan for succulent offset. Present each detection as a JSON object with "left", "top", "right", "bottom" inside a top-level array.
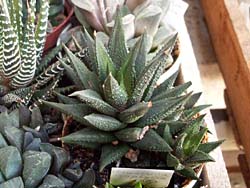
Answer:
[
  {"left": 0, "top": 0, "right": 65, "bottom": 107},
  {"left": 72, "top": 0, "right": 174, "bottom": 50},
  {"left": 43, "top": 12, "right": 222, "bottom": 180},
  {"left": 0, "top": 106, "right": 96, "bottom": 188}
]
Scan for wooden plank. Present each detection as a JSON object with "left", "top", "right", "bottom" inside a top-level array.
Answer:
[
  {"left": 238, "top": 154, "right": 250, "bottom": 187},
  {"left": 201, "top": 0, "right": 250, "bottom": 170},
  {"left": 176, "top": 14, "right": 231, "bottom": 188}
]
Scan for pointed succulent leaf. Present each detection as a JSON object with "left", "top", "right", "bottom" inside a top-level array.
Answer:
[
  {"left": 0, "top": 3, "right": 21, "bottom": 79},
  {"left": 174, "top": 133, "right": 187, "bottom": 159},
  {"left": 185, "top": 150, "right": 215, "bottom": 165},
  {"left": 129, "top": 59, "right": 163, "bottom": 105},
  {"left": 42, "top": 100, "right": 92, "bottom": 124},
  {"left": 81, "top": 29, "right": 97, "bottom": 72},
  {"left": 35, "top": 0, "right": 49, "bottom": 59},
  {"left": 166, "top": 153, "right": 184, "bottom": 170},
  {"left": 163, "top": 124, "right": 174, "bottom": 146},
  {"left": 176, "top": 167, "right": 200, "bottom": 180},
  {"left": 22, "top": 151, "right": 52, "bottom": 188},
  {"left": 143, "top": 54, "right": 171, "bottom": 101},
  {"left": 152, "top": 71, "right": 179, "bottom": 98},
  {"left": 84, "top": 114, "right": 127, "bottom": 131},
  {"left": 0, "top": 177, "right": 24, "bottom": 188},
  {"left": 136, "top": 93, "right": 191, "bottom": 127},
  {"left": 167, "top": 121, "right": 187, "bottom": 135},
  {"left": 118, "top": 102, "right": 151, "bottom": 123},
  {"left": 38, "top": 175, "right": 65, "bottom": 188},
  {"left": 96, "top": 35, "right": 115, "bottom": 83},
  {"left": 183, "top": 128, "right": 207, "bottom": 156},
  {"left": 63, "top": 44, "right": 100, "bottom": 92},
  {"left": 117, "top": 34, "right": 147, "bottom": 96},
  {"left": 184, "top": 92, "right": 202, "bottom": 109},
  {"left": 62, "top": 128, "right": 116, "bottom": 145},
  {"left": 183, "top": 115, "right": 206, "bottom": 135},
  {"left": 53, "top": 92, "right": 79, "bottom": 104},
  {"left": 131, "top": 129, "right": 172, "bottom": 152},
  {"left": 152, "top": 82, "right": 192, "bottom": 102},
  {"left": 182, "top": 105, "right": 211, "bottom": 120},
  {"left": 115, "top": 127, "right": 149, "bottom": 142},
  {"left": 198, "top": 140, "right": 224, "bottom": 153},
  {"left": 69, "top": 90, "right": 118, "bottom": 116},
  {"left": 59, "top": 58, "right": 83, "bottom": 89},
  {"left": 36, "top": 44, "right": 63, "bottom": 75},
  {"left": 133, "top": 33, "right": 147, "bottom": 78},
  {"left": 103, "top": 73, "right": 128, "bottom": 109},
  {"left": 0, "top": 146, "right": 22, "bottom": 179},
  {"left": 100, "top": 144, "right": 130, "bottom": 171},
  {"left": 108, "top": 9, "right": 128, "bottom": 69},
  {"left": 151, "top": 33, "right": 178, "bottom": 62}
]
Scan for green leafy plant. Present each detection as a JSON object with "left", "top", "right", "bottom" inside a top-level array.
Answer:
[
  {"left": 0, "top": 107, "right": 96, "bottom": 188},
  {"left": 0, "top": 0, "right": 65, "bottom": 107},
  {"left": 42, "top": 12, "right": 222, "bottom": 181}
]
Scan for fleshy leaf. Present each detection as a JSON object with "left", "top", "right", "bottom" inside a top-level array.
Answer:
[
  {"left": 42, "top": 100, "right": 92, "bottom": 124},
  {"left": 118, "top": 102, "right": 151, "bottom": 123},
  {"left": 69, "top": 90, "right": 118, "bottom": 116},
  {"left": 103, "top": 73, "right": 128, "bottom": 109},
  {"left": 176, "top": 167, "right": 200, "bottom": 180},
  {"left": 136, "top": 93, "right": 191, "bottom": 127},
  {"left": 96, "top": 35, "right": 115, "bottom": 83},
  {"left": 100, "top": 144, "right": 129, "bottom": 171},
  {"left": 131, "top": 129, "right": 172, "bottom": 152},
  {"left": 185, "top": 150, "right": 215, "bottom": 165},
  {"left": 152, "top": 82, "right": 192, "bottom": 102},
  {"left": 198, "top": 140, "right": 224, "bottom": 153},
  {"left": 62, "top": 128, "right": 116, "bottom": 145},
  {"left": 115, "top": 127, "right": 148, "bottom": 142},
  {"left": 63, "top": 44, "right": 100, "bottom": 92},
  {"left": 108, "top": 9, "right": 128, "bottom": 70},
  {"left": 84, "top": 114, "right": 127, "bottom": 131}
]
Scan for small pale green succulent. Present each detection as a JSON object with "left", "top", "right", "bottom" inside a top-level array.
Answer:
[
  {"left": 43, "top": 12, "right": 222, "bottom": 181},
  {"left": 0, "top": 106, "right": 96, "bottom": 188},
  {"left": 72, "top": 0, "right": 174, "bottom": 50},
  {"left": 0, "top": 0, "right": 66, "bottom": 107}
]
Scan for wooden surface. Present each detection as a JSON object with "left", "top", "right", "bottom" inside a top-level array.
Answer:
[
  {"left": 201, "top": 0, "right": 250, "bottom": 170},
  {"left": 176, "top": 6, "right": 231, "bottom": 187},
  {"left": 238, "top": 154, "right": 250, "bottom": 187}
]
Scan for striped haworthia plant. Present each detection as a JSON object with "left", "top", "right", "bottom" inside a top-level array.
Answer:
[{"left": 0, "top": 0, "right": 49, "bottom": 88}]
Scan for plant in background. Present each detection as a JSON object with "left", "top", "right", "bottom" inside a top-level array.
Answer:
[
  {"left": 0, "top": 0, "right": 65, "bottom": 107},
  {"left": 43, "top": 12, "right": 222, "bottom": 181},
  {"left": 72, "top": 0, "right": 175, "bottom": 51},
  {"left": 0, "top": 107, "right": 96, "bottom": 188}
]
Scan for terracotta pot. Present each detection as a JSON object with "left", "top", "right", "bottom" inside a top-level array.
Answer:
[{"left": 44, "top": 0, "right": 74, "bottom": 52}]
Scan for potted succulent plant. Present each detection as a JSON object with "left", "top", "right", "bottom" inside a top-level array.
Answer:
[
  {"left": 42, "top": 12, "right": 223, "bottom": 187},
  {"left": 0, "top": 0, "right": 65, "bottom": 108}
]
